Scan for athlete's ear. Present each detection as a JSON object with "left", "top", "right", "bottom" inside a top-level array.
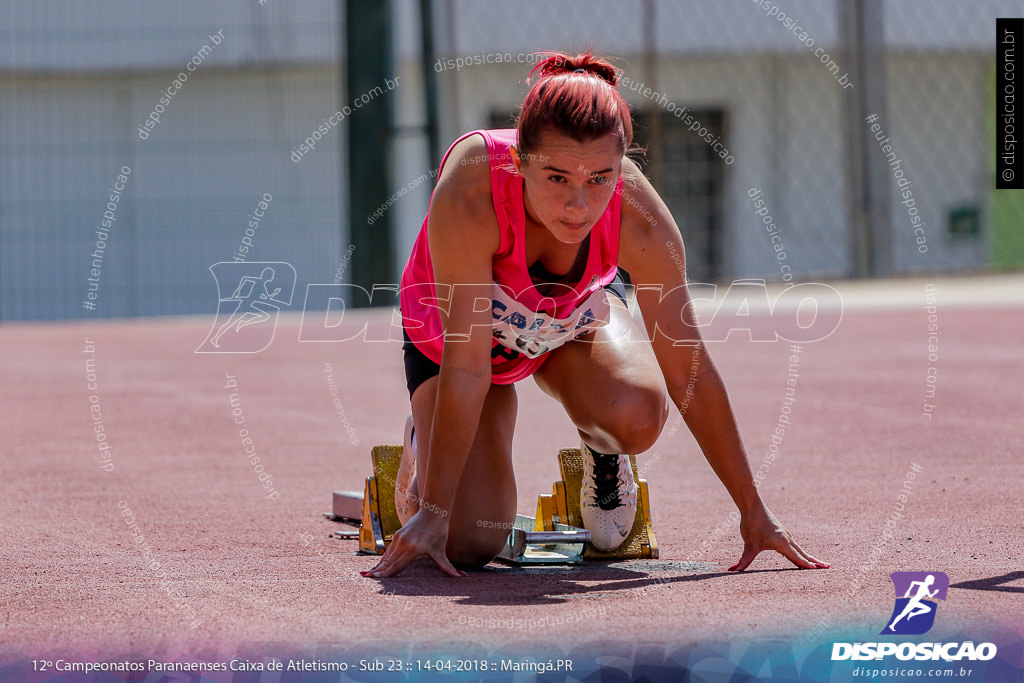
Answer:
[{"left": 510, "top": 145, "right": 523, "bottom": 174}]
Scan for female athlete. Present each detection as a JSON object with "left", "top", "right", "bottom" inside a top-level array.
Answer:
[{"left": 362, "top": 52, "right": 828, "bottom": 578}]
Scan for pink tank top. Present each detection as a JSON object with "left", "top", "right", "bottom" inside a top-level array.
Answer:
[{"left": 400, "top": 128, "right": 622, "bottom": 384}]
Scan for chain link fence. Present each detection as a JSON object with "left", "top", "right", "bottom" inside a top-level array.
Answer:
[
  {"left": 0, "top": 2, "right": 346, "bottom": 320},
  {"left": 431, "top": 0, "right": 1022, "bottom": 282},
  {"left": 1, "top": 1, "right": 1020, "bottom": 320}
]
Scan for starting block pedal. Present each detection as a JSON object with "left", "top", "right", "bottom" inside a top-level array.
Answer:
[
  {"left": 535, "top": 448, "right": 658, "bottom": 561},
  {"left": 357, "top": 444, "right": 404, "bottom": 555}
]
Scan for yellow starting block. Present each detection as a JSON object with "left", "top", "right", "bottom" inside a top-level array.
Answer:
[
  {"left": 357, "top": 444, "right": 403, "bottom": 555},
  {"left": 342, "top": 444, "right": 657, "bottom": 563},
  {"left": 535, "top": 448, "right": 658, "bottom": 561}
]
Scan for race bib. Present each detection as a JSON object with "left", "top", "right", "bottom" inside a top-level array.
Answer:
[{"left": 489, "top": 283, "right": 611, "bottom": 359}]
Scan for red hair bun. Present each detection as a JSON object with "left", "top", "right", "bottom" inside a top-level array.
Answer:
[{"left": 516, "top": 51, "right": 632, "bottom": 156}]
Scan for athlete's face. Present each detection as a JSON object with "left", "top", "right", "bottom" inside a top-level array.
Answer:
[{"left": 513, "top": 129, "right": 623, "bottom": 244}]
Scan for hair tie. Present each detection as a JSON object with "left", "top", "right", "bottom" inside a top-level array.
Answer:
[{"left": 574, "top": 67, "right": 587, "bottom": 74}]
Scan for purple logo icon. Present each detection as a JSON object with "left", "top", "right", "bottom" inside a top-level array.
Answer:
[{"left": 881, "top": 571, "right": 949, "bottom": 635}]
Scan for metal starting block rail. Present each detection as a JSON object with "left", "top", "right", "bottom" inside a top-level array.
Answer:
[{"left": 495, "top": 514, "right": 590, "bottom": 564}]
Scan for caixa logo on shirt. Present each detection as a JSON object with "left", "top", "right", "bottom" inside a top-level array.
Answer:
[{"left": 831, "top": 571, "right": 997, "bottom": 662}]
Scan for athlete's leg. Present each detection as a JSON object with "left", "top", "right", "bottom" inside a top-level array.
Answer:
[
  {"left": 395, "top": 414, "right": 418, "bottom": 524},
  {"left": 534, "top": 297, "right": 669, "bottom": 455},
  {"left": 397, "top": 375, "right": 518, "bottom": 568}
]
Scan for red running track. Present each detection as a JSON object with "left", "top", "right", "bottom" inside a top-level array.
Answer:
[{"left": 1, "top": 278, "right": 1021, "bottom": 660}]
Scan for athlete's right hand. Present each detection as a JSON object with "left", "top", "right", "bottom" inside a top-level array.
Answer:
[{"left": 360, "top": 509, "right": 467, "bottom": 578}]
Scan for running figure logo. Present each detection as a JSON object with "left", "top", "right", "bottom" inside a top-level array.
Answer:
[
  {"left": 880, "top": 571, "right": 949, "bottom": 635},
  {"left": 196, "top": 262, "right": 296, "bottom": 353}
]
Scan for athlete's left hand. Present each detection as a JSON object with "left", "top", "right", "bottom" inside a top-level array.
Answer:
[{"left": 728, "top": 504, "right": 829, "bottom": 571}]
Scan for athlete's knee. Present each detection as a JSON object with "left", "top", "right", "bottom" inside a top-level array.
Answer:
[
  {"left": 602, "top": 387, "right": 669, "bottom": 454},
  {"left": 447, "top": 530, "right": 506, "bottom": 569}
]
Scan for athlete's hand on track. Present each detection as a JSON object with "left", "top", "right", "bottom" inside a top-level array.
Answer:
[
  {"left": 360, "top": 509, "right": 467, "bottom": 579},
  {"left": 728, "top": 504, "right": 829, "bottom": 571}
]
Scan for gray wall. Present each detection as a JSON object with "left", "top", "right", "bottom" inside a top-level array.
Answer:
[{"left": 0, "top": 0, "right": 1012, "bottom": 319}]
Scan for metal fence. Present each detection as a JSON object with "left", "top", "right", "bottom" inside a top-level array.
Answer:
[
  {"left": 431, "top": 0, "right": 1023, "bottom": 282},
  {"left": 1, "top": 0, "right": 1020, "bottom": 321},
  {"left": 0, "top": 2, "right": 346, "bottom": 320}
]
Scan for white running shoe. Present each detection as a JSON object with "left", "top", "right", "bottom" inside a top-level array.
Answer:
[{"left": 579, "top": 441, "right": 638, "bottom": 551}]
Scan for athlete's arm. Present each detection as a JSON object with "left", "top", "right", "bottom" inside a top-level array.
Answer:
[
  {"left": 421, "top": 135, "right": 500, "bottom": 517},
  {"left": 618, "top": 158, "right": 828, "bottom": 572},
  {"left": 363, "top": 135, "right": 498, "bottom": 579}
]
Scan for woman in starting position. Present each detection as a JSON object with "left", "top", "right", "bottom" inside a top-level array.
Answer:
[{"left": 362, "top": 52, "right": 828, "bottom": 578}]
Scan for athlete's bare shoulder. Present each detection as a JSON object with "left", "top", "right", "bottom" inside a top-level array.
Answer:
[
  {"left": 620, "top": 155, "right": 647, "bottom": 189},
  {"left": 429, "top": 133, "right": 500, "bottom": 257},
  {"left": 618, "top": 156, "right": 677, "bottom": 240},
  {"left": 433, "top": 134, "right": 497, "bottom": 218}
]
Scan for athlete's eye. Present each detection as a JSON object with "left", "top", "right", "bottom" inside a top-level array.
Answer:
[
  {"left": 591, "top": 175, "right": 609, "bottom": 185},
  {"left": 548, "top": 175, "right": 567, "bottom": 184}
]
